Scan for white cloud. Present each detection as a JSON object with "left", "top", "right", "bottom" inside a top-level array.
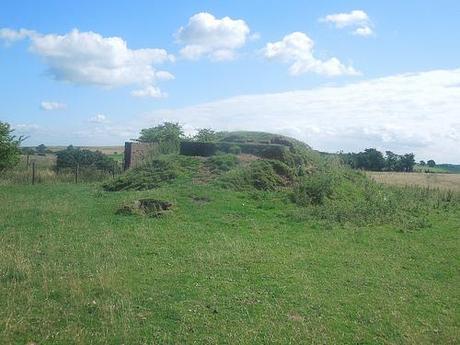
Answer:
[
  {"left": 131, "top": 85, "right": 167, "bottom": 98},
  {"left": 40, "top": 101, "right": 66, "bottom": 111},
  {"left": 0, "top": 28, "right": 36, "bottom": 42},
  {"left": 353, "top": 26, "right": 373, "bottom": 37},
  {"left": 142, "top": 69, "right": 460, "bottom": 163},
  {"left": 13, "top": 123, "right": 40, "bottom": 131},
  {"left": 321, "top": 10, "right": 374, "bottom": 37},
  {"left": 176, "top": 12, "right": 251, "bottom": 61},
  {"left": 89, "top": 114, "right": 109, "bottom": 123},
  {"left": 0, "top": 28, "right": 174, "bottom": 97},
  {"left": 263, "top": 32, "right": 359, "bottom": 76}
]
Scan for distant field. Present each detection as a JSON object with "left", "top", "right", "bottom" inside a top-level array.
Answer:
[
  {"left": 48, "top": 146, "right": 124, "bottom": 155},
  {"left": 367, "top": 172, "right": 460, "bottom": 191}
]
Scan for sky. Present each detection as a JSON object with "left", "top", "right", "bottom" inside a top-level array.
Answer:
[{"left": 1, "top": 0, "right": 460, "bottom": 163}]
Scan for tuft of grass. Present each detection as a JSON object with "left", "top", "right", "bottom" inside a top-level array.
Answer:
[
  {"left": 103, "top": 154, "right": 201, "bottom": 191},
  {"left": 218, "top": 159, "right": 293, "bottom": 191},
  {"left": 205, "top": 153, "right": 239, "bottom": 173}
]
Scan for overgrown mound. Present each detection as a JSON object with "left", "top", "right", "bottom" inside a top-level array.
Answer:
[{"left": 104, "top": 131, "right": 458, "bottom": 230}]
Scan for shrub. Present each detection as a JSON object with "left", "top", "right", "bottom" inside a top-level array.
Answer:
[
  {"left": 137, "top": 122, "right": 183, "bottom": 154},
  {"left": 56, "top": 146, "right": 115, "bottom": 171},
  {"left": 0, "top": 121, "right": 23, "bottom": 172},
  {"left": 291, "top": 172, "right": 334, "bottom": 205},
  {"left": 228, "top": 145, "right": 241, "bottom": 155},
  {"left": 206, "top": 154, "right": 239, "bottom": 172}
]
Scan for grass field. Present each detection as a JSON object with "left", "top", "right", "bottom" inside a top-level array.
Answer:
[
  {"left": 1, "top": 181, "right": 459, "bottom": 344},
  {"left": 367, "top": 172, "right": 460, "bottom": 192},
  {"left": 47, "top": 146, "right": 124, "bottom": 155}
]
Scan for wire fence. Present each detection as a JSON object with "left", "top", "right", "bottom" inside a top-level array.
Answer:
[{"left": 0, "top": 154, "right": 123, "bottom": 186}]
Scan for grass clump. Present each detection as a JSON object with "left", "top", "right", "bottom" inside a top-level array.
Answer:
[
  {"left": 219, "top": 159, "right": 293, "bottom": 191},
  {"left": 205, "top": 154, "right": 239, "bottom": 173},
  {"left": 103, "top": 154, "right": 200, "bottom": 191}
]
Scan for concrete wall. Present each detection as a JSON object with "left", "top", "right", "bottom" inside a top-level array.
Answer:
[{"left": 124, "top": 142, "right": 159, "bottom": 170}]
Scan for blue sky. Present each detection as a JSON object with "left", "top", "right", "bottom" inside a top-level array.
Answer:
[{"left": 1, "top": 1, "right": 460, "bottom": 162}]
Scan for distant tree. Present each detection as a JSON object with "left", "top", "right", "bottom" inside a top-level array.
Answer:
[
  {"left": 56, "top": 146, "right": 114, "bottom": 171},
  {"left": 400, "top": 153, "right": 415, "bottom": 172},
  {"left": 359, "top": 148, "right": 386, "bottom": 171},
  {"left": 385, "top": 151, "right": 399, "bottom": 171},
  {"left": 193, "top": 128, "right": 218, "bottom": 142},
  {"left": 36, "top": 144, "right": 49, "bottom": 155},
  {"left": 0, "top": 121, "right": 24, "bottom": 172},
  {"left": 427, "top": 159, "right": 436, "bottom": 167},
  {"left": 419, "top": 160, "right": 426, "bottom": 166},
  {"left": 138, "top": 122, "right": 184, "bottom": 153},
  {"left": 21, "top": 147, "right": 35, "bottom": 155}
]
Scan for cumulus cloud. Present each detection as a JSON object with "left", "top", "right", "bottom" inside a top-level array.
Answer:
[
  {"left": 131, "top": 85, "right": 167, "bottom": 98},
  {"left": 40, "top": 101, "right": 66, "bottom": 111},
  {"left": 142, "top": 69, "right": 460, "bottom": 162},
  {"left": 176, "top": 12, "right": 251, "bottom": 61},
  {"left": 321, "top": 10, "right": 374, "bottom": 37},
  {"left": 263, "top": 32, "right": 359, "bottom": 76},
  {"left": 0, "top": 28, "right": 174, "bottom": 97},
  {"left": 89, "top": 114, "right": 109, "bottom": 123}
]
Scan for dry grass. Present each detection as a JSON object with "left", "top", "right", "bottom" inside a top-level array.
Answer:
[{"left": 367, "top": 172, "right": 460, "bottom": 192}]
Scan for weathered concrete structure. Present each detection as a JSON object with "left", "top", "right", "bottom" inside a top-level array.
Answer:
[{"left": 123, "top": 142, "right": 158, "bottom": 170}]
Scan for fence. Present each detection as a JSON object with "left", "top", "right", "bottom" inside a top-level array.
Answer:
[{"left": 0, "top": 154, "right": 123, "bottom": 185}]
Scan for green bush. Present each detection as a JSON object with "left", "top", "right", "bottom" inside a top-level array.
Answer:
[
  {"left": 291, "top": 172, "right": 334, "bottom": 205},
  {"left": 0, "top": 121, "right": 23, "bottom": 172},
  {"left": 56, "top": 146, "right": 115, "bottom": 171},
  {"left": 228, "top": 145, "right": 241, "bottom": 155},
  {"left": 206, "top": 154, "right": 239, "bottom": 172}
]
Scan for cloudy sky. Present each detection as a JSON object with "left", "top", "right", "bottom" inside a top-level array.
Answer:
[{"left": 1, "top": 1, "right": 459, "bottom": 163}]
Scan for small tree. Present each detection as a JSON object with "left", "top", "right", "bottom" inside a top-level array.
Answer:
[
  {"left": 427, "top": 160, "right": 436, "bottom": 167},
  {"left": 138, "top": 122, "right": 184, "bottom": 154},
  {"left": 400, "top": 153, "right": 415, "bottom": 172},
  {"left": 36, "top": 144, "right": 48, "bottom": 155},
  {"left": 419, "top": 160, "right": 426, "bottom": 166},
  {"left": 0, "top": 121, "right": 24, "bottom": 172},
  {"left": 193, "top": 128, "right": 218, "bottom": 142}
]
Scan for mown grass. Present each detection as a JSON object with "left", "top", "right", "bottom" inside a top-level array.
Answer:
[{"left": 1, "top": 181, "right": 459, "bottom": 344}]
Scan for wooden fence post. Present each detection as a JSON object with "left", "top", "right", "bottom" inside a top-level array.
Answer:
[
  {"left": 32, "top": 161, "right": 36, "bottom": 185},
  {"left": 75, "top": 163, "right": 79, "bottom": 184}
]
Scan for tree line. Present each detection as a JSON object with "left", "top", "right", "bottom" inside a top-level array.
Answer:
[{"left": 340, "top": 148, "right": 418, "bottom": 172}]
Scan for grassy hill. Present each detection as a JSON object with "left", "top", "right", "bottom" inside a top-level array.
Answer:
[{"left": 1, "top": 131, "right": 459, "bottom": 344}]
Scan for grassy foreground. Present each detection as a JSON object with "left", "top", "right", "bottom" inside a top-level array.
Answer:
[{"left": 1, "top": 182, "right": 459, "bottom": 344}]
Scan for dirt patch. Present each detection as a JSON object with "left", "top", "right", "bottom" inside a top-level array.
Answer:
[
  {"left": 237, "top": 154, "right": 259, "bottom": 165},
  {"left": 116, "top": 198, "right": 173, "bottom": 217},
  {"left": 190, "top": 195, "right": 211, "bottom": 205}
]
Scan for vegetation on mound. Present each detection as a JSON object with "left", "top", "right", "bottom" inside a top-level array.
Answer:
[
  {"left": 103, "top": 155, "right": 201, "bottom": 191},
  {"left": 218, "top": 159, "right": 293, "bottom": 191},
  {"left": 105, "top": 128, "right": 459, "bottom": 231}
]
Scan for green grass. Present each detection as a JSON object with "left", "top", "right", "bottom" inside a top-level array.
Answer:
[{"left": 1, "top": 181, "right": 459, "bottom": 344}]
